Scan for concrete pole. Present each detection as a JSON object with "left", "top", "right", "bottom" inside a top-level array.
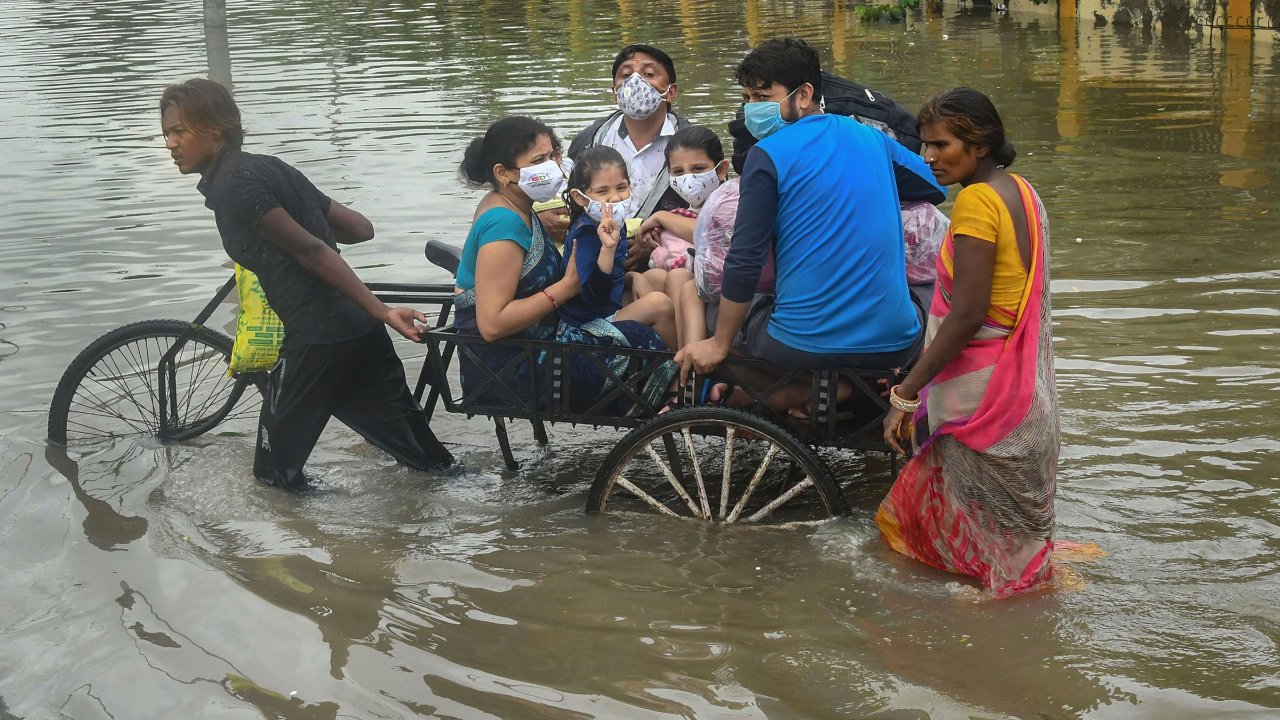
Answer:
[{"left": 205, "top": 0, "right": 233, "bottom": 90}]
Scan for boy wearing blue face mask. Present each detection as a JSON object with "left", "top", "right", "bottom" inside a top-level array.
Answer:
[
  {"left": 560, "top": 146, "right": 677, "bottom": 349},
  {"left": 675, "top": 38, "right": 946, "bottom": 414}
]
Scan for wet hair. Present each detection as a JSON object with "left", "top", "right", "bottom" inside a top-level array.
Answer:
[
  {"left": 665, "top": 126, "right": 724, "bottom": 165},
  {"left": 564, "top": 146, "right": 629, "bottom": 224},
  {"left": 159, "top": 78, "right": 243, "bottom": 151},
  {"left": 459, "top": 116, "right": 561, "bottom": 190},
  {"left": 917, "top": 87, "right": 1017, "bottom": 168},
  {"left": 612, "top": 44, "right": 677, "bottom": 84},
  {"left": 734, "top": 38, "right": 823, "bottom": 100}
]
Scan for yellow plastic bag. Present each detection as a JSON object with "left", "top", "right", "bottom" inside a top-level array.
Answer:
[{"left": 229, "top": 264, "right": 284, "bottom": 373}]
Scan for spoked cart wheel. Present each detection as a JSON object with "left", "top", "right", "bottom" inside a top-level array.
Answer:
[
  {"left": 587, "top": 406, "right": 848, "bottom": 523},
  {"left": 48, "top": 320, "right": 265, "bottom": 447}
]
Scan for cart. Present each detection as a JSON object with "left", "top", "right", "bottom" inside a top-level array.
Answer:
[{"left": 47, "top": 241, "right": 906, "bottom": 524}]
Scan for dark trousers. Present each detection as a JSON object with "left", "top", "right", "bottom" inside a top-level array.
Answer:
[{"left": 253, "top": 325, "right": 453, "bottom": 489}]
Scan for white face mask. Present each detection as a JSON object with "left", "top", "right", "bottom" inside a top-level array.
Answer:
[
  {"left": 517, "top": 158, "right": 566, "bottom": 203},
  {"left": 669, "top": 167, "right": 722, "bottom": 209},
  {"left": 573, "top": 189, "right": 631, "bottom": 227},
  {"left": 615, "top": 73, "right": 671, "bottom": 121}
]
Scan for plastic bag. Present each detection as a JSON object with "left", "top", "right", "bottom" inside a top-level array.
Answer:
[
  {"left": 902, "top": 201, "right": 950, "bottom": 285},
  {"left": 229, "top": 264, "right": 284, "bottom": 373},
  {"left": 693, "top": 179, "right": 775, "bottom": 301}
]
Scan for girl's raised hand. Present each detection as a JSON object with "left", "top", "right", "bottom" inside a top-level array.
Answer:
[{"left": 598, "top": 202, "right": 620, "bottom": 250}]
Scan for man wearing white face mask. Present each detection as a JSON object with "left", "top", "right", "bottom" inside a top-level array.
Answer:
[{"left": 568, "top": 44, "right": 692, "bottom": 270}]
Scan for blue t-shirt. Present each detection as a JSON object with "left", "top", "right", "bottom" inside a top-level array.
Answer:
[
  {"left": 721, "top": 114, "right": 946, "bottom": 354},
  {"left": 557, "top": 214, "right": 628, "bottom": 327},
  {"left": 456, "top": 207, "right": 532, "bottom": 291}
]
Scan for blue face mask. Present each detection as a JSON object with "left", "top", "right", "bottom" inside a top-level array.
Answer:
[{"left": 743, "top": 86, "right": 801, "bottom": 140}]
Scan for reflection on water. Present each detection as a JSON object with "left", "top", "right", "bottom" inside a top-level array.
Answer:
[{"left": 1, "top": 0, "right": 1279, "bottom": 716}]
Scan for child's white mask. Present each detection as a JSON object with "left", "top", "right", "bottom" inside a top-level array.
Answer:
[{"left": 669, "top": 167, "right": 722, "bottom": 209}]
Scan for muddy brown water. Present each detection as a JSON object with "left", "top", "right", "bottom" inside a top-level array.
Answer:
[{"left": 1, "top": 0, "right": 1278, "bottom": 717}]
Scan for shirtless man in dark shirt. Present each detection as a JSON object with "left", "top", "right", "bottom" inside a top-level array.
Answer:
[{"left": 160, "top": 78, "right": 452, "bottom": 491}]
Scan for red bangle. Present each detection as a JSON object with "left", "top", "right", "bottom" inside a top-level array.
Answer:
[{"left": 541, "top": 289, "right": 559, "bottom": 311}]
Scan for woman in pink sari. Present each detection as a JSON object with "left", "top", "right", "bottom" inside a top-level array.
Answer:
[{"left": 878, "top": 88, "right": 1059, "bottom": 597}]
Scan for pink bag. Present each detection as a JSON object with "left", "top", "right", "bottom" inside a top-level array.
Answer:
[
  {"left": 649, "top": 230, "right": 693, "bottom": 271},
  {"left": 902, "top": 201, "right": 949, "bottom": 285}
]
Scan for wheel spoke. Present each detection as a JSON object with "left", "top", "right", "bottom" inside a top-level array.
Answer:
[
  {"left": 125, "top": 337, "right": 163, "bottom": 420},
  {"left": 681, "top": 427, "right": 711, "bottom": 519},
  {"left": 65, "top": 402, "right": 149, "bottom": 426},
  {"left": 726, "top": 443, "right": 780, "bottom": 523},
  {"left": 746, "top": 475, "right": 815, "bottom": 522},
  {"left": 176, "top": 357, "right": 232, "bottom": 430},
  {"left": 643, "top": 443, "right": 703, "bottom": 517},
  {"left": 615, "top": 475, "right": 679, "bottom": 516},
  {"left": 178, "top": 345, "right": 232, "bottom": 421},
  {"left": 719, "top": 427, "right": 735, "bottom": 520},
  {"left": 73, "top": 373, "right": 156, "bottom": 433},
  {"left": 177, "top": 344, "right": 217, "bottom": 414},
  {"left": 89, "top": 360, "right": 158, "bottom": 431},
  {"left": 65, "top": 417, "right": 140, "bottom": 438},
  {"left": 96, "top": 349, "right": 158, "bottom": 426}
]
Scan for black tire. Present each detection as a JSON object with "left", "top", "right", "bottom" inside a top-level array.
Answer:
[
  {"left": 587, "top": 406, "right": 848, "bottom": 522},
  {"left": 48, "top": 320, "right": 265, "bottom": 446}
]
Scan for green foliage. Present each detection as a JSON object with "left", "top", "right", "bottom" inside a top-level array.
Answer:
[{"left": 854, "top": 0, "right": 921, "bottom": 22}]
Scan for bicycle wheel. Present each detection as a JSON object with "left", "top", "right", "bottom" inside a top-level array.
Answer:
[
  {"left": 587, "top": 406, "right": 848, "bottom": 523},
  {"left": 48, "top": 320, "right": 265, "bottom": 446}
]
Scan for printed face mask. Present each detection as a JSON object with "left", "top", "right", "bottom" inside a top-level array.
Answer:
[
  {"left": 743, "top": 86, "right": 800, "bottom": 140},
  {"left": 574, "top": 189, "right": 631, "bottom": 228},
  {"left": 615, "top": 73, "right": 670, "bottom": 121},
  {"left": 669, "top": 167, "right": 722, "bottom": 209},
  {"left": 517, "top": 158, "right": 566, "bottom": 203}
]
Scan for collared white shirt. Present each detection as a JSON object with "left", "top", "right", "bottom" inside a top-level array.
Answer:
[{"left": 596, "top": 112, "right": 677, "bottom": 217}]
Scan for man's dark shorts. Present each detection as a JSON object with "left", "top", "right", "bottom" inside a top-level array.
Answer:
[{"left": 706, "top": 293, "right": 927, "bottom": 372}]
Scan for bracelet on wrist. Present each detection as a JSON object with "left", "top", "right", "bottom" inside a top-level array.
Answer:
[
  {"left": 541, "top": 289, "right": 559, "bottom": 312},
  {"left": 889, "top": 385, "right": 921, "bottom": 413}
]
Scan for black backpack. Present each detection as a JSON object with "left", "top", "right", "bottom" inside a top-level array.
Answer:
[{"left": 729, "top": 71, "right": 921, "bottom": 173}]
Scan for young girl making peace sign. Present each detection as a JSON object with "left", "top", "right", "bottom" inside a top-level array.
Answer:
[{"left": 561, "top": 146, "right": 676, "bottom": 348}]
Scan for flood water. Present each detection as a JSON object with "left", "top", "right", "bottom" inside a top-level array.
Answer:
[{"left": 2, "top": 0, "right": 1279, "bottom": 717}]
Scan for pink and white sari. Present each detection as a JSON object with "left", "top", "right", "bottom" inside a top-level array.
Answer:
[{"left": 877, "top": 175, "right": 1059, "bottom": 597}]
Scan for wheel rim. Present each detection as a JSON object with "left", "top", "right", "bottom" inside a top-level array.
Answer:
[
  {"left": 598, "top": 417, "right": 837, "bottom": 523},
  {"left": 62, "top": 333, "right": 260, "bottom": 446}
]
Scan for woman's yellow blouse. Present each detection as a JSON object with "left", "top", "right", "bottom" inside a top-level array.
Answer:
[{"left": 940, "top": 181, "right": 1029, "bottom": 328}]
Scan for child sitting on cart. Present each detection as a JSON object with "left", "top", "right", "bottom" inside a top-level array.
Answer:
[
  {"left": 630, "top": 127, "right": 737, "bottom": 330},
  {"left": 561, "top": 146, "right": 676, "bottom": 349}
]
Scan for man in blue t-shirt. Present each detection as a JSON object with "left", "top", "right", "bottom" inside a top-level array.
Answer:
[{"left": 676, "top": 38, "right": 945, "bottom": 411}]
